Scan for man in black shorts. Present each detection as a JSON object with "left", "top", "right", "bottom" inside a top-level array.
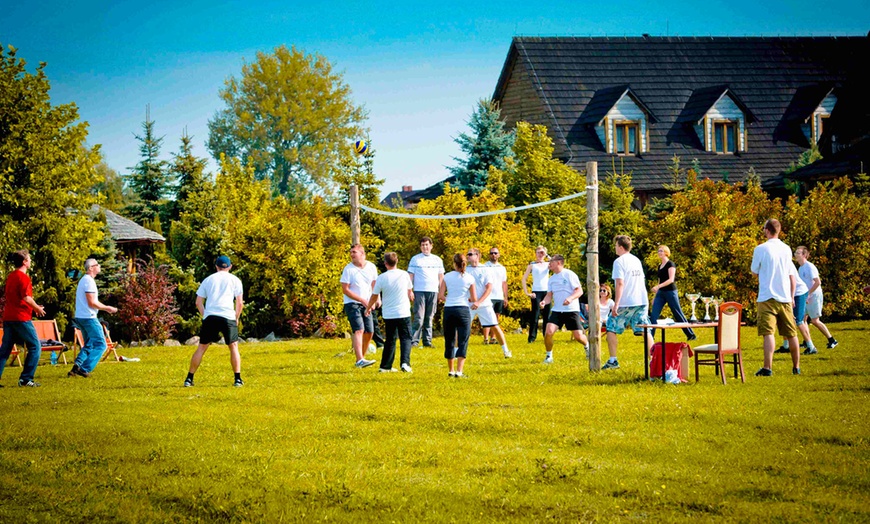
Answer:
[
  {"left": 539, "top": 255, "right": 588, "bottom": 363},
  {"left": 185, "top": 256, "right": 245, "bottom": 387}
]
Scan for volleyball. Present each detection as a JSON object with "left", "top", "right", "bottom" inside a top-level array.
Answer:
[{"left": 354, "top": 139, "right": 368, "bottom": 155}]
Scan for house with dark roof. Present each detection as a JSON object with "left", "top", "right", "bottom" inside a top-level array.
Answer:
[{"left": 490, "top": 35, "right": 868, "bottom": 201}]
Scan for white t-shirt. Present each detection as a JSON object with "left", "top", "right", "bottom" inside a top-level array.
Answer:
[
  {"left": 530, "top": 262, "right": 549, "bottom": 292},
  {"left": 442, "top": 271, "right": 475, "bottom": 308},
  {"left": 799, "top": 261, "right": 822, "bottom": 297},
  {"left": 197, "top": 271, "right": 244, "bottom": 320},
  {"left": 751, "top": 238, "right": 794, "bottom": 303},
  {"left": 548, "top": 268, "right": 582, "bottom": 313},
  {"left": 793, "top": 263, "right": 808, "bottom": 296},
  {"left": 408, "top": 253, "right": 444, "bottom": 292},
  {"left": 75, "top": 274, "right": 99, "bottom": 319},
  {"left": 340, "top": 261, "right": 378, "bottom": 305},
  {"left": 372, "top": 269, "right": 413, "bottom": 319},
  {"left": 612, "top": 253, "right": 649, "bottom": 307},
  {"left": 599, "top": 299, "right": 615, "bottom": 320},
  {"left": 484, "top": 261, "right": 507, "bottom": 300},
  {"left": 466, "top": 265, "right": 495, "bottom": 308}
]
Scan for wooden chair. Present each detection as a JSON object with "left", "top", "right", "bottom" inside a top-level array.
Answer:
[
  {"left": 74, "top": 324, "right": 120, "bottom": 363},
  {"left": 32, "top": 319, "right": 67, "bottom": 365},
  {"left": 1, "top": 327, "right": 23, "bottom": 367},
  {"left": 693, "top": 302, "right": 745, "bottom": 384}
]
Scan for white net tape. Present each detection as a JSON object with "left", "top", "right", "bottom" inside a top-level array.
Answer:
[{"left": 361, "top": 189, "right": 590, "bottom": 220}]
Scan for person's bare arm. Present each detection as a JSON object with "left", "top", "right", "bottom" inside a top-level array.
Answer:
[
  {"left": 522, "top": 264, "right": 533, "bottom": 296},
  {"left": 196, "top": 295, "right": 205, "bottom": 317},
  {"left": 23, "top": 296, "right": 45, "bottom": 317},
  {"left": 613, "top": 279, "right": 624, "bottom": 310},
  {"left": 86, "top": 293, "right": 117, "bottom": 314},
  {"left": 235, "top": 294, "right": 244, "bottom": 322}
]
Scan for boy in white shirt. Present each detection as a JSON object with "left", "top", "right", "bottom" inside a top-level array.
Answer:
[
  {"left": 340, "top": 244, "right": 378, "bottom": 369},
  {"left": 408, "top": 237, "right": 444, "bottom": 347},
  {"left": 539, "top": 255, "right": 588, "bottom": 363},
  {"left": 367, "top": 252, "right": 415, "bottom": 373},
  {"left": 603, "top": 236, "right": 654, "bottom": 370}
]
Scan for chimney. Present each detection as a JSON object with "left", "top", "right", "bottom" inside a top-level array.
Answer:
[{"left": 402, "top": 185, "right": 413, "bottom": 192}]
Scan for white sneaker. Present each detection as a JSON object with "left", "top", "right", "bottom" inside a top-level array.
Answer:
[
  {"left": 448, "top": 371, "right": 457, "bottom": 377},
  {"left": 503, "top": 348, "right": 512, "bottom": 359},
  {"left": 401, "top": 363, "right": 413, "bottom": 373},
  {"left": 454, "top": 372, "right": 468, "bottom": 379},
  {"left": 543, "top": 355, "right": 554, "bottom": 364},
  {"left": 665, "top": 369, "right": 681, "bottom": 385},
  {"left": 355, "top": 359, "right": 375, "bottom": 369},
  {"left": 379, "top": 368, "right": 398, "bottom": 373}
]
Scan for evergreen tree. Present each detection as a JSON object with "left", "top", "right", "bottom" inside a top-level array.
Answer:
[
  {"left": 449, "top": 99, "right": 515, "bottom": 196},
  {"left": 125, "top": 106, "right": 171, "bottom": 223},
  {"left": 172, "top": 132, "right": 209, "bottom": 204}
]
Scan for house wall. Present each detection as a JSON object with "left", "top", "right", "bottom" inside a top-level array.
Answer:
[
  {"left": 703, "top": 96, "right": 746, "bottom": 151},
  {"left": 602, "top": 95, "right": 647, "bottom": 153},
  {"left": 496, "top": 56, "right": 563, "bottom": 156}
]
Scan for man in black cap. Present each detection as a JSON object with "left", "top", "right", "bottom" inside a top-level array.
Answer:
[{"left": 184, "top": 256, "right": 245, "bottom": 387}]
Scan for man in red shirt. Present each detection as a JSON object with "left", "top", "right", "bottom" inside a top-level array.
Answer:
[{"left": 0, "top": 250, "right": 46, "bottom": 387}]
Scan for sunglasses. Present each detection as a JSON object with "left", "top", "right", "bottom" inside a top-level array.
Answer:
[
  {"left": 467, "top": 253, "right": 475, "bottom": 257},
  {"left": 490, "top": 252, "right": 499, "bottom": 255}
]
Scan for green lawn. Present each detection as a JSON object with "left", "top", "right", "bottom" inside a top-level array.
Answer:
[{"left": 1, "top": 321, "right": 868, "bottom": 522}]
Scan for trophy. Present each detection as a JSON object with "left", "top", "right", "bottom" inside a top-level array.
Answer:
[
  {"left": 701, "top": 296, "right": 713, "bottom": 321},
  {"left": 712, "top": 297, "right": 721, "bottom": 321},
  {"left": 685, "top": 293, "right": 701, "bottom": 322}
]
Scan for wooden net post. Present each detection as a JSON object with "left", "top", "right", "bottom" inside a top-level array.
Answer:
[
  {"left": 350, "top": 185, "right": 360, "bottom": 246},
  {"left": 585, "top": 162, "right": 601, "bottom": 371}
]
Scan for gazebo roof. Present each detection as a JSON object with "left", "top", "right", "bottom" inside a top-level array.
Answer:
[{"left": 101, "top": 207, "right": 166, "bottom": 244}]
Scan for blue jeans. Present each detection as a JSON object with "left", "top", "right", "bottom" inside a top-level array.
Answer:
[
  {"left": 411, "top": 291, "right": 437, "bottom": 346},
  {"left": 0, "top": 321, "right": 42, "bottom": 383},
  {"left": 650, "top": 290, "right": 696, "bottom": 338},
  {"left": 74, "top": 318, "right": 107, "bottom": 373}
]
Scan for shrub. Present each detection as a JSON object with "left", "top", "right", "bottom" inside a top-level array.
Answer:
[{"left": 115, "top": 260, "right": 179, "bottom": 342}]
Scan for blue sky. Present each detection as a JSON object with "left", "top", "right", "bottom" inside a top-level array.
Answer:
[{"left": 1, "top": 1, "right": 867, "bottom": 198}]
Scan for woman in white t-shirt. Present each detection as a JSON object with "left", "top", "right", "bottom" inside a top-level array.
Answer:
[
  {"left": 598, "top": 283, "right": 615, "bottom": 333},
  {"left": 438, "top": 254, "right": 477, "bottom": 378},
  {"left": 522, "top": 245, "right": 551, "bottom": 343}
]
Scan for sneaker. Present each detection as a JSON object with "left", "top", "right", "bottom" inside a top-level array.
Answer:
[
  {"left": 454, "top": 372, "right": 468, "bottom": 379},
  {"left": 503, "top": 348, "right": 512, "bottom": 359},
  {"left": 67, "top": 365, "right": 90, "bottom": 378},
  {"left": 355, "top": 359, "right": 375, "bottom": 369},
  {"left": 802, "top": 347, "right": 818, "bottom": 355},
  {"left": 448, "top": 371, "right": 457, "bottom": 377},
  {"left": 755, "top": 368, "right": 773, "bottom": 377},
  {"left": 489, "top": 338, "right": 497, "bottom": 345},
  {"left": 379, "top": 368, "right": 398, "bottom": 373},
  {"left": 18, "top": 379, "right": 40, "bottom": 387},
  {"left": 234, "top": 378, "right": 244, "bottom": 387},
  {"left": 827, "top": 338, "right": 838, "bottom": 349},
  {"left": 543, "top": 355, "right": 554, "bottom": 364},
  {"left": 774, "top": 345, "right": 790, "bottom": 354},
  {"left": 792, "top": 367, "right": 801, "bottom": 375},
  {"left": 799, "top": 341, "right": 809, "bottom": 350},
  {"left": 602, "top": 360, "right": 620, "bottom": 370},
  {"left": 482, "top": 339, "right": 490, "bottom": 345},
  {"left": 401, "top": 363, "right": 413, "bottom": 373},
  {"left": 183, "top": 377, "right": 194, "bottom": 387}
]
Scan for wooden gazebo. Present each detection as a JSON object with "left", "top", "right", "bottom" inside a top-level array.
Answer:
[{"left": 102, "top": 208, "right": 166, "bottom": 273}]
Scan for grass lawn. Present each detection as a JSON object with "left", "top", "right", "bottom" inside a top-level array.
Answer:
[{"left": 1, "top": 320, "right": 868, "bottom": 522}]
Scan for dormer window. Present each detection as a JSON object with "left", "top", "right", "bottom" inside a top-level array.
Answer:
[
  {"left": 678, "top": 86, "right": 757, "bottom": 155},
  {"left": 809, "top": 92, "right": 837, "bottom": 144},
  {"left": 577, "top": 85, "right": 657, "bottom": 156}
]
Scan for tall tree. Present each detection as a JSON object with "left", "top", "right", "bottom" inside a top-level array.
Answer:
[
  {"left": 449, "top": 99, "right": 515, "bottom": 196},
  {"left": 0, "top": 44, "right": 104, "bottom": 323},
  {"left": 165, "top": 132, "right": 209, "bottom": 225},
  {"left": 207, "top": 45, "right": 367, "bottom": 202},
  {"left": 125, "top": 106, "right": 171, "bottom": 223},
  {"left": 93, "top": 159, "right": 134, "bottom": 212}
]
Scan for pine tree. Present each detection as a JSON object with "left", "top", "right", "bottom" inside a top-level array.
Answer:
[
  {"left": 449, "top": 99, "right": 515, "bottom": 196},
  {"left": 125, "top": 106, "right": 171, "bottom": 223}
]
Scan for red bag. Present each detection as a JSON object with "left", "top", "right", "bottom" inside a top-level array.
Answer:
[{"left": 650, "top": 342, "right": 693, "bottom": 383}]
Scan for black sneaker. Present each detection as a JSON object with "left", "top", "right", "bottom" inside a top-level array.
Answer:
[
  {"left": 792, "top": 367, "right": 801, "bottom": 375},
  {"left": 233, "top": 378, "right": 244, "bottom": 388},
  {"left": 755, "top": 368, "right": 773, "bottom": 377},
  {"left": 827, "top": 338, "right": 838, "bottom": 349},
  {"left": 67, "top": 365, "right": 90, "bottom": 378},
  {"left": 774, "top": 346, "right": 790, "bottom": 354},
  {"left": 602, "top": 360, "right": 620, "bottom": 370},
  {"left": 183, "top": 377, "right": 194, "bottom": 387},
  {"left": 802, "top": 347, "right": 818, "bottom": 355},
  {"left": 18, "top": 379, "right": 41, "bottom": 387},
  {"left": 799, "top": 341, "right": 809, "bottom": 350}
]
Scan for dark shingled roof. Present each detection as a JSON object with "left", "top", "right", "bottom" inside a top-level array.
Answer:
[
  {"left": 493, "top": 36, "right": 869, "bottom": 191},
  {"left": 677, "top": 86, "right": 757, "bottom": 124},
  {"left": 103, "top": 208, "right": 165, "bottom": 244},
  {"left": 578, "top": 85, "right": 658, "bottom": 125}
]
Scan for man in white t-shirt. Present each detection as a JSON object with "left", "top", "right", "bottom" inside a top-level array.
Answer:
[
  {"left": 796, "top": 246, "right": 837, "bottom": 350},
  {"left": 367, "top": 252, "right": 415, "bottom": 373},
  {"left": 540, "top": 255, "right": 588, "bottom": 364},
  {"left": 604, "top": 236, "right": 654, "bottom": 370},
  {"left": 408, "top": 237, "right": 444, "bottom": 347},
  {"left": 69, "top": 258, "right": 118, "bottom": 378},
  {"left": 467, "top": 248, "right": 511, "bottom": 358},
  {"left": 751, "top": 219, "right": 800, "bottom": 376},
  {"left": 185, "top": 256, "right": 245, "bottom": 387},
  {"left": 340, "top": 244, "right": 378, "bottom": 369},
  {"left": 484, "top": 247, "right": 508, "bottom": 344}
]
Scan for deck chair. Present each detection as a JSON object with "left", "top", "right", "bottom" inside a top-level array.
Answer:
[
  {"left": 74, "top": 323, "right": 120, "bottom": 362},
  {"left": 693, "top": 302, "right": 745, "bottom": 384},
  {"left": 32, "top": 319, "right": 67, "bottom": 364}
]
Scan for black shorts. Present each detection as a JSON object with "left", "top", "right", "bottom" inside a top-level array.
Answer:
[
  {"left": 547, "top": 311, "right": 583, "bottom": 331},
  {"left": 491, "top": 300, "right": 504, "bottom": 314},
  {"left": 200, "top": 315, "right": 239, "bottom": 344},
  {"left": 344, "top": 303, "right": 374, "bottom": 333}
]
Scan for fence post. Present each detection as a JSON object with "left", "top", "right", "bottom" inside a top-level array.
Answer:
[{"left": 350, "top": 184, "right": 360, "bottom": 246}]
